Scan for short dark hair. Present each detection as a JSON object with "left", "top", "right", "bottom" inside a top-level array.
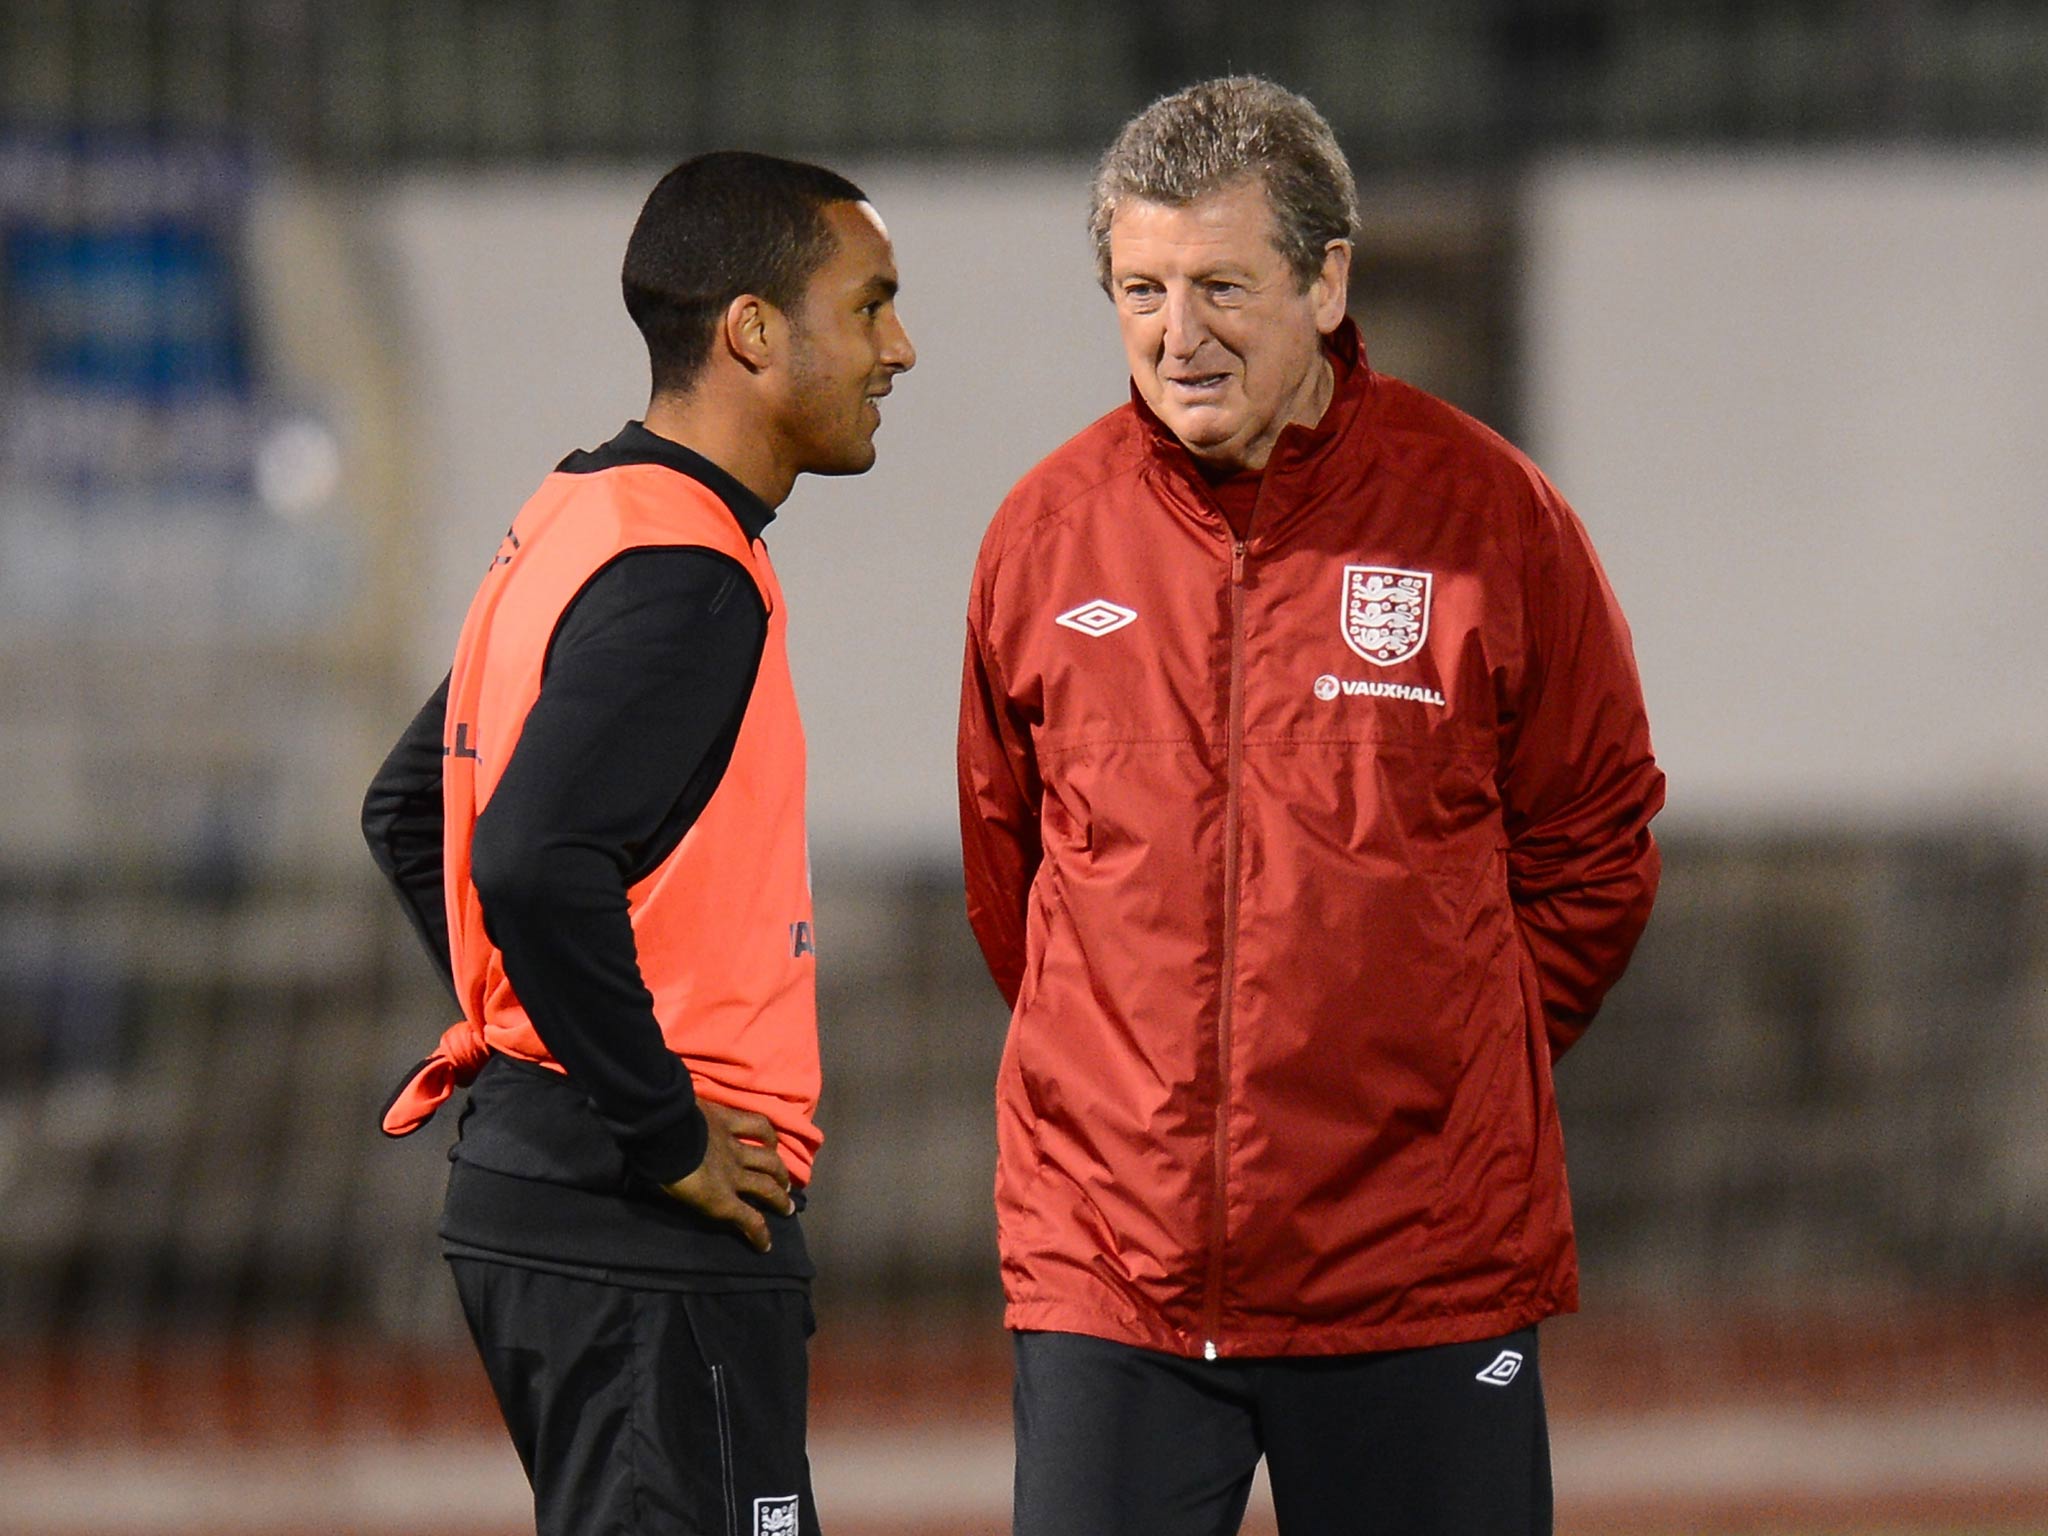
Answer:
[{"left": 622, "top": 151, "right": 868, "bottom": 397}]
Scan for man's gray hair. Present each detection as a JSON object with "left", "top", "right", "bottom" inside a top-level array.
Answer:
[{"left": 1088, "top": 76, "right": 1360, "bottom": 293}]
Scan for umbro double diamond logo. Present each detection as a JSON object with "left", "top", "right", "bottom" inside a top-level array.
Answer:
[
  {"left": 1476, "top": 1350, "right": 1524, "bottom": 1387},
  {"left": 1055, "top": 599, "right": 1137, "bottom": 637}
]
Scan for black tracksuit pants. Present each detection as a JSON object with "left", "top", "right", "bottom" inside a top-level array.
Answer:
[
  {"left": 1013, "top": 1326, "right": 1551, "bottom": 1536},
  {"left": 450, "top": 1257, "right": 819, "bottom": 1536}
]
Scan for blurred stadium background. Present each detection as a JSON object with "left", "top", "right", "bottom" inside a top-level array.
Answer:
[{"left": 2, "top": 2, "right": 2045, "bottom": 1532}]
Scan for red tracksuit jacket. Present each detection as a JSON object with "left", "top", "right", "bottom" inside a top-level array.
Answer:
[{"left": 958, "top": 321, "right": 1664, "bottom": 1359}]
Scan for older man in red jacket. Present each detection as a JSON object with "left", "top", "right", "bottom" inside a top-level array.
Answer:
[{"left": 958, "top": 77, "right": 1664, "bottom": 1536}]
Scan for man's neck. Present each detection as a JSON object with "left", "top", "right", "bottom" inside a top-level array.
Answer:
[
  {"left": 643, "top": 392, "right": 794, "bottom": 509},
  {"left": 1201, "top": 352, "right": 1335, "bottom": 477},
  {"left": 1285, "top": 352, "right": 1337, "bottom": 442}
]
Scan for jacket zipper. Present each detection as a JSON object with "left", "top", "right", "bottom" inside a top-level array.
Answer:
[{"left": 1204, "top": 535, "right": 1249, "bottom": 1361}]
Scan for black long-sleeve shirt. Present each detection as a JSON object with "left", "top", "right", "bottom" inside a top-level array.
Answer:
[{"left": 362, "top": 424, "right": 812, "bottom": 1283}]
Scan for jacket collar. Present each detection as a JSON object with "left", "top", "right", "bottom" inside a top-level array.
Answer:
[
  {"left": 1129, "top": 317, "right": 1377, "bottom": 540},
  {"left": 556, "top": 421, "right": 777, "bottom": 542}
]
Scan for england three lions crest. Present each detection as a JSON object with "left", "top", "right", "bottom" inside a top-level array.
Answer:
[{"left": 1342, "top": 566, "right": 1432, "bottom": 666}]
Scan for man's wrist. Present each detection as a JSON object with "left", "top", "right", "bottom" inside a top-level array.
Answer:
[{"left": 628, "top": 1102, "right": 711, "bottom": 1187}]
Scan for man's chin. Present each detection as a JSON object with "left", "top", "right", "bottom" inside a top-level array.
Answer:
[
  {"left": 1172, "top": 425, "right": 1250, "bottom": 467},
  {"left": 1158, "top": 404, "right": 1242, "bottom": 453},
  {"left": 806, "top": 441, "right": 880, "bottom": 478}
]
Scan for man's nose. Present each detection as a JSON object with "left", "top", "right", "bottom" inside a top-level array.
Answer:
[
  {"left": 884, "top": 313, "right": 916, "bottom": 373},
  {"left": 1161, "top": 288, "right": 1204, "bottom": 359}
]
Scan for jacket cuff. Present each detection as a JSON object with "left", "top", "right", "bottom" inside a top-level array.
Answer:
[{"left": 624, "top": 1103, "right": 711, "bottom": 1188}]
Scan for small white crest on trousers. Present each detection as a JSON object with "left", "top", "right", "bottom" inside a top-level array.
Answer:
[{"left": 1475, "top": 1349, "right": 1524, "bottom": 1386}]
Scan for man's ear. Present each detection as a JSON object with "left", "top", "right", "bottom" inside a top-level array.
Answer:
[
  {"left": 1312, "top": 239, "right": 1353, "bottom": 334},
  {"left": 721, "top": 293, "right": 783, "bottom": 373}
]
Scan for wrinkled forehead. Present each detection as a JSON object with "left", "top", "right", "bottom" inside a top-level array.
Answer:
[{"left": 1107, "top": 180, "right": 1287, "bottom": 264}]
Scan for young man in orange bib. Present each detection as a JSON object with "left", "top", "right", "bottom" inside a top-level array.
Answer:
[{"left": 364, "top": 151, "right": 913, "bottom": 1536}]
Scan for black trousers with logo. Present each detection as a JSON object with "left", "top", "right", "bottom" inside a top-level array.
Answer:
[
  {"left": 1012, "top": 1326, "right": 1550, "bottom": 1536},
  {"left": 449, "top": 1257, "right": 820, "bottom": 1536}
]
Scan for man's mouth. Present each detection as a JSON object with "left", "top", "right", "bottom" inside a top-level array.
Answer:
[{"left": 1166, "top": 374, "right": 1230, "bottom": 394}]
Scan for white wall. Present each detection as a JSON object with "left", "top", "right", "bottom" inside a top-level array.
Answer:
[
  {"left": 374, "top": 163, "right": 1127, "bottom": 860},
  {"left": 1523, "top": 154, "right": 2048, "bottom": 830},
  {"left": 373, "top": 155, "right": 2048, "bottom": 856}
]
